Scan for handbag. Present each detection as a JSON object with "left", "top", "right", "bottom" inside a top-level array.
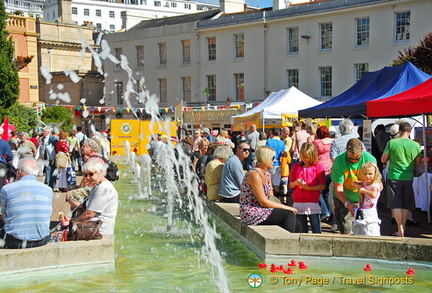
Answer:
[
  {"left": 66, "top": 165, "right": 77, "bottom": 187},
  {"left": 66, "top": 198, "right": 103, "bottom": 241},
  {"left": 67, "top": 220, "right": 103, "bottom": 241},
  {"left": 56, "top": 152, "right": 68, "bottom": 168}
]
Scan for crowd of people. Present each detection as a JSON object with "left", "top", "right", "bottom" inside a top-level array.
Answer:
[
  {"left": 0, "top": 125, "right": 118, "bottom": 249},
  {"left": 179, "top": 119, "right": 422, "bottom": 237}
]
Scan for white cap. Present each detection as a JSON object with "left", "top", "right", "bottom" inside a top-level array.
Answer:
[{"left": 390, "top": 124, "right": 400, "bottom": 138}]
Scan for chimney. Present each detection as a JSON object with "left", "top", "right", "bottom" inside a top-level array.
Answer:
[
  {"left": 58, "top": 0, "right": 74, "bottom": 24},
  {"left": 220, "top": 0, "right": 246, "bottom": 14},
  {"left": 273, "top": 0, "right": 312, "bottom": 10}
]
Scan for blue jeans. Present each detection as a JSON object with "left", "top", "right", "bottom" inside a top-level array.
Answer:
[
  {"left": 320, "top": 174, "right": 332, "bottom": 218},
  {"left": 44, "top": 161, "right": 57, "bottom": 189},
  {"left": 297, "top": 214, "right": 322, "bottom": 233},
  {"left": 247, "top": 152, "right": 255, "bottom": 170}
]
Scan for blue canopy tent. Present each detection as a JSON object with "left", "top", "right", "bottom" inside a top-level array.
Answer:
[{"left": 299, "top": 62, "right": 431, "bottom": 118}]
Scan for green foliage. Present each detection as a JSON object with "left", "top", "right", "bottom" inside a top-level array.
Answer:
[
  {"left": 0, "top": 102, "right": 37, "bottom": 133},
  {"left": 41, "top": 106, "right": 75, "bottom": 132},
  {"left": 0, "top": 1, "right": 20, "bottom": 109},
  {"left": 393, "top": 32, "right": 432, "bottom": 74}
]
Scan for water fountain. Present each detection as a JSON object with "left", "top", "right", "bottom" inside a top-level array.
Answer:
[{"left": 2, "top": 28, "right": 432, "bottom": 292}]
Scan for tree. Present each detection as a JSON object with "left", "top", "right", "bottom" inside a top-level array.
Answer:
[
  {"left": 41, "top": 106, "right": 75, "bottom": 133},
  {"left": 392, "top": 32, "right": 432, "bottom": 74},
  {"left": 0, "top": 1, "right": 20, "bottom": 109},
  {"left": 0, "top": 102, "right": 37, "bottom": 133}
]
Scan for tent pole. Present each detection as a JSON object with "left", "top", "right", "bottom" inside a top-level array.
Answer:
[{"left": 422, "top": 114, "right": 430, "bottom": 223}]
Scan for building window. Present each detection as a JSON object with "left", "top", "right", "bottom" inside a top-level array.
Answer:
[
  {"left": 96, "top": 9, "right": 101, "bottom": 17},
  {"left": 158, "top": 42, "right": 167, "bottom": 66},
  {"left": 320, "top": 22, "right": 332, "bottom": 51},
  {"left": 52, "top": 10, "right": 55, "bottom": 19},
  {"left": 72, "top": 7, "right": 77, "bottom": 15},
  {"left": 287, "top": 27, "right": 299, "bottom": 54},
  {"left": 109, "top": 11, "right": 115, "bottom": 18},
  {"left": 110, "top": 24, "right": 115, "bottom": 32},
  {"left": 154, "top": 1, "right": 161, "bottom": 6},
  {"left": 181, "top": 40, "right": 191, "bottom": 64},
  {"left": 136, "top": 45, "right": 144, "bottom": 67},
  {"left": 287, "top": 69, "right": 299, "bottom": 88},
  {"left": 395, "top": 11, "right": 410, "bottom": 42},
  {"left": 234, "top": 33, "right": 244, "bottom": 58},
  {"left": 355, "top": 17, "right": 370, "bottom": 47},
  {"left": 354, "top": 63, "right": 369, "bottom": 82},
  {"left": 115, "top": 82, "right": 123, "bottom": 105},
  {"left": 319, "top": 66, "right": 332, "bottom": 98},
  {"left": 158, "top": 78, "right": 167, "bottom": 104},
  {"left": 96, "top": 23, "right": 102, "bottom": 32},
  {"left": 185, "top": 3, "right": 191, "bottom": 9},
  {"left": 115, "top": 48, "right": 122, "bottom": 70},
  {"left": 84, "top": 8, "right": 89, "bottom": 16},
  {"left": 207, "top": 37, "right": 216, "bottom": 61},
  {"left": 206, "top": 75, "right": 216, "bottom": 102},
  {"left": 235, "top": 73, "right": 244, "bottom": 101},
  {"left": 182, "top": 77, "right": 191, "bottom": 102},
  {"left": 171, "top": 2, "right": 176, "bottom": 7}
]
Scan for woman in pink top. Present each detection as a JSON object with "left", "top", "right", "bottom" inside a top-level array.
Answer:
[{"left": 313, "top": 126, "right": 334, "bottom": 220}]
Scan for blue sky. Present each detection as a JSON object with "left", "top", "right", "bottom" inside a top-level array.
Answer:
[{"left": 200, "top": 0, "right": 273, "bottom": 8}]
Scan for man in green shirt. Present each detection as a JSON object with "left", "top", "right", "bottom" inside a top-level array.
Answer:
[
  {"left": 381, "top": 122, "right": 421, "bottom": 237},
  {"left": 331, "top": 138, "right": 376, "bottom": 234}
]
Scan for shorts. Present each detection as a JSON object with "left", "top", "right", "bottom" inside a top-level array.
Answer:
[
  {"left": 387, "top": 179, "right": 415, "bottom": 210},
  {"left": 269, "top": 166, "right": 282, "bottom": 187}
]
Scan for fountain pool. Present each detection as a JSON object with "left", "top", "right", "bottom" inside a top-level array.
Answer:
[{"left": 0, "top": 167, "right": 431, "bottom": 292}]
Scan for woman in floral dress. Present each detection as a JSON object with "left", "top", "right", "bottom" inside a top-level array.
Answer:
[{"left": 239, "top": 146, "right": 298, "bottom": 232}]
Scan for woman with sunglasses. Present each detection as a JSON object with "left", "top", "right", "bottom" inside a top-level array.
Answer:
[
  {"left": 239, "top": 146, "right": 298, "bottom": 233},
  {"left": 75, "top": 158, "right": 119, "bottom": 236}
]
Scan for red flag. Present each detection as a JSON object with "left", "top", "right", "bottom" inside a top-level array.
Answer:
[{"left": 1, "top": 117, "right": 9, "bottom": 140}]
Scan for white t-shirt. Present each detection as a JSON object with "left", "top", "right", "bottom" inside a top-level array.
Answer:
[{"left": 87, "top": 180, "right": 119, "bottom": 235}]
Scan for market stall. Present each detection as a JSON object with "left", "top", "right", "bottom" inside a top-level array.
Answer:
[
  {"left": 367, "top": 78, "right": 432, "bottom": 222},
  {"left": 299, "top": 62, "right": 431, "bottom": 118},
  {"left": 231, "top": 87, "right": 320, "bottom": 131}
]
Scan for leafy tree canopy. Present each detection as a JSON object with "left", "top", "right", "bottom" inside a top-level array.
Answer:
[
  {"left": 0, "top": 1, "right": 20, "bottom": 109},
  {"left": 41, "top": 106, "right": 75, "bottom": 133},
  {"left": 0, "top": 102, "right": 38, "bottom": 133},
  {"left": 393, "top": 32, "right": 432, "bottom": 75}
]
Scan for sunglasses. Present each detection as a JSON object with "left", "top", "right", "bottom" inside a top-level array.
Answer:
[
  {"left": 272, "top": 156, "right": 276, "bottom": 161},
  {"left": 243, "top": 148, "right": 251, "bottom": 152},
  {"left": 85, "top": 172, "right": 96, "bottom": 177},
  {"left": 348, "top": 156, "right": 361, "bottom": 162}
]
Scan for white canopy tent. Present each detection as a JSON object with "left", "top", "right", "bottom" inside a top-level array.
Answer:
[{"left": 231, "top": 87, "right": 321, "bottom": 131}]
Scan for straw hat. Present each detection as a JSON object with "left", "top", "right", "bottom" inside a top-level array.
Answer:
[{"left": 212, "top": 136, "right": 229, "bottom": 147}]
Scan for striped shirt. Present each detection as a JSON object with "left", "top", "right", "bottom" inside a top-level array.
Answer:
[{"left": 1, "top": 175, "right": 52, "bottom": 241}]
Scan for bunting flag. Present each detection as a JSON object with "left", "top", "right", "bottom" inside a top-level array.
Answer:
[{"left": 37, "top": 102, "right": 255, "bottom": 116}]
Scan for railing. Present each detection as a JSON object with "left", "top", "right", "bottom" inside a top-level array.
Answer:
[
  {"left": 6, "top": 15, "right": 26, "bottom": 28},
  {"left": 197, "top": 0, "right": 388, "bottom": 29}
]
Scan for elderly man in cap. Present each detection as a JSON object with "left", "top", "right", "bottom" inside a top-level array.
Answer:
[
  {"left": 202, "top": 128, "right": 215, "bottom": 144},
  {"left": 192, "top": 129, "right": 202, "bottom": 152}
]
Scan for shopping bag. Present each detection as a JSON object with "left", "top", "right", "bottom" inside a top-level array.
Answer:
[{"left": 67, "top": 166, "right": 77, "bottom": 187}]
